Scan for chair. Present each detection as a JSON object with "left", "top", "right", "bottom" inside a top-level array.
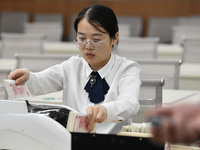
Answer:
[
  {"left": 172, "top": 25, "right": 200, "bottom": 44},
  {"left": 132, "top": 79, "right": 165, "bottom": 123},
  {"left": 116, "top": 37, "right": 159, "bottom": 59},
  {"left": 0, "top": 11, "right": 29, "bottom": 34},
  {"left": 178, "top": 17, "right": 200, "bottom": 26},
  {"left": 0, "top": 33, "right": 45, "bottom": 58},
  {"left": 24, "top": 22, "right": 63, "bottom": 41},
  {"left": 135, "top": 59, "right": 182, "bottom": 89},
  {"left": 117, "top": 16, "right": 143, "bottom": 37},
  {"left": 34, "top": 13, "right": 64, "bottom": 25},
  {"left": 15, "top": 53, "right": 75, "bottom": 72},
  {"left": 147, "top": 17, "right": 179, "bottom": 43},
  {"left": 181, "top": 37, "right": 200, "bottom": 63}
]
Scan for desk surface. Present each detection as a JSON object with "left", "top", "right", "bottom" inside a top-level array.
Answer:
[
  {"left": 163, "top": 89, "right": 200, "bottom": 105},
  {"left": 25, "top": 89, "right": 200, "bottom": 106},
  {"left": 157, "top": 43, "right": 182, "bottom": 55},
  {"left": 181, "top": 63, "right": 200, "bottom": 79},
  {"left": 27, "top": 91, "right": 63, "bottom": 104},
  {"left": 180, "top": 63, "right": 200, "bottom": 90}
]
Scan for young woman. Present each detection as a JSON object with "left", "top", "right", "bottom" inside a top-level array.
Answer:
[{"left": 8, "top": 5, "right": 141, "bottom": 134}]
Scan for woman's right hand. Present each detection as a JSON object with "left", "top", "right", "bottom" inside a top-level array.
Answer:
[{"left": 8, "top": 68, "right": 30, "bottom": 85}]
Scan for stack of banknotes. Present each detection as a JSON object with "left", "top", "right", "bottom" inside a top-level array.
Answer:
[{"left": 121, "top": 122, "right": 152, "bottom": 133}]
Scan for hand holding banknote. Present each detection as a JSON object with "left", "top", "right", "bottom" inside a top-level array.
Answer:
[
  {"left": 86, "top": 105, "right": 107, "bottom": 132},
  {"left": 67, "top": 111, "right": 95, "bottom": 133},
  {"left": 8, "top": 68, "right": 30, "bottom": 85},
  {"left": 4, "top": 79, "right": 32, "bottom": 100},
  {"left": 67, "top": 105, "right": 106, "bottom": 133}
]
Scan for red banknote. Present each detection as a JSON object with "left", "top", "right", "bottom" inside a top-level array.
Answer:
[{"left": 4, "top": 79, "right": 32, "bottom": 100}]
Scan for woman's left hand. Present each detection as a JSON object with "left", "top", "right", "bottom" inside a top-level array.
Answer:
[{"left": 86, "top": 105, "right": 107, "bottom": 132}]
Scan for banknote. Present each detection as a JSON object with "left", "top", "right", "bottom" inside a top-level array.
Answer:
[
  {"left": 4, "top": 79, "right": 32, "bottom": 99},
  {"left": 67, "top": 111, "right": 88, "bottom": 133}
]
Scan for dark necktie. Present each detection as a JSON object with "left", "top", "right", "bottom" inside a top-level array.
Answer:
[{"left": 84, "top": 71, "right": 109, "bottom": 104}]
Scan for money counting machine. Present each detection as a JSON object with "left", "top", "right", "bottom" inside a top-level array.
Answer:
[
  {"left": 0, "top": 100, "right": 164, "bottom": 150},
  {"left": 0, "top": 100, "right": 72, "bottom": 150}
]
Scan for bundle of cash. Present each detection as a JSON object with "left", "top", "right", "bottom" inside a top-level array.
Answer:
[
  {"left": 4, "top": 79, "right": 32, "bottom": 100},
  {"left": 67, "top": 111, "right": 88, "bottom": 133},
  {"left": 121, "top": 122, "right": 152, "bottom": 133}
]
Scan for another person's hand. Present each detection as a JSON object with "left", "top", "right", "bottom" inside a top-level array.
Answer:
[
  {"left": 8, "top": 68, "right": 30, "bottom": 85},
  {"left": 148, "top": 103, "right": 200, "bottom": 144},
  {"left": 86, "top": 105, "right": 107, "bottom": 132}
]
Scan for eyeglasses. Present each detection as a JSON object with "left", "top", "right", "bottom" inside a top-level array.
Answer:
[{"left": 73, "top": 38, "right": 104, "bottom": 50}]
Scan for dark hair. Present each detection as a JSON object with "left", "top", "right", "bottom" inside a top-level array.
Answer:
[{"left": 74, "top": 5, "right": 119, "bottom": 39}]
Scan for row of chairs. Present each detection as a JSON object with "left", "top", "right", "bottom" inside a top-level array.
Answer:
[
  {"left": 0, "top": 11, "right": 64, "bottom": 41},
  {"left": 0, "top": 33, "right": 45, "bottom": 58},
  {"left": 172, "top": 25, "right": 200, "bottom": 44},
  {"left": 116, "top": 36, "right": 200, "bottom": 63},
  {"left": 1, "top": 10, "right": 200, "bottom": 43},
  {"left": 116, "top": 37, "right": 159, "bottom": 59},
  {"left": 50, "top": 14, "right": 200, "bottom": 43},
  {"left": 1, "top": 32, "right": 199, "bottom": 64}
]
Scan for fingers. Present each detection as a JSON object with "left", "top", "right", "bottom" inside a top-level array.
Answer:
[
  {"left": 86, "top": 105, "right": 107, "bottom": 132},
  {"left": 147, "top": 106, "right": 173, "bottom": 119},
  {"left": 150, "top": 117, "right": 178, "bottom": 144},
  {"left": 148, "top": 104, "right": 200, "bottom": 144},
  {"left": 86, "top": 106, "right": 96, "bottom": 132},
  {"left": 8, "top": 68, "right": 30, "bottom": 85}
]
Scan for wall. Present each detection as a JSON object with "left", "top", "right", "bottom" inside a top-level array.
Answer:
[{"left": 0, "top": 0, "right": 200, "bottom": 40}]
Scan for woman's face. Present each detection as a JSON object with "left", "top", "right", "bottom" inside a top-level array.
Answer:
[{"left": 76, "top": 18, "right": 118, "bottom": 71}]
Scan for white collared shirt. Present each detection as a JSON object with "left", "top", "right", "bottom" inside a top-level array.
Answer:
[{"left": 27, "top": 53, "right": 141, "bottom": 134}]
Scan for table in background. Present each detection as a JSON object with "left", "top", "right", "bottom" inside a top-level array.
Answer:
[
  {"left": 44, "top": 41, "right": 79, "bottom": 54},
  {"left": 157, "top": 43, "right": 182, "bottom": 60},
  {"left": 44, "top": 42, "right": 183, "bottom": 60},
  {"left": 0, "top": 40, "right": 183, "bottom": 58},
  {"left": 0, "top": 59, "right": 16, "bottom": 70},
  {"left": 163, "top": 89, "right": 200, "bottom": 106},
  {"left": 180, "top": 63, "right": 200, "bottom": 90}
]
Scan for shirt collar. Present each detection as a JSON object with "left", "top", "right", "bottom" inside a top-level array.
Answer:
[{"left": 85, "top": 53, "right": 114, "bottom": 79}]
